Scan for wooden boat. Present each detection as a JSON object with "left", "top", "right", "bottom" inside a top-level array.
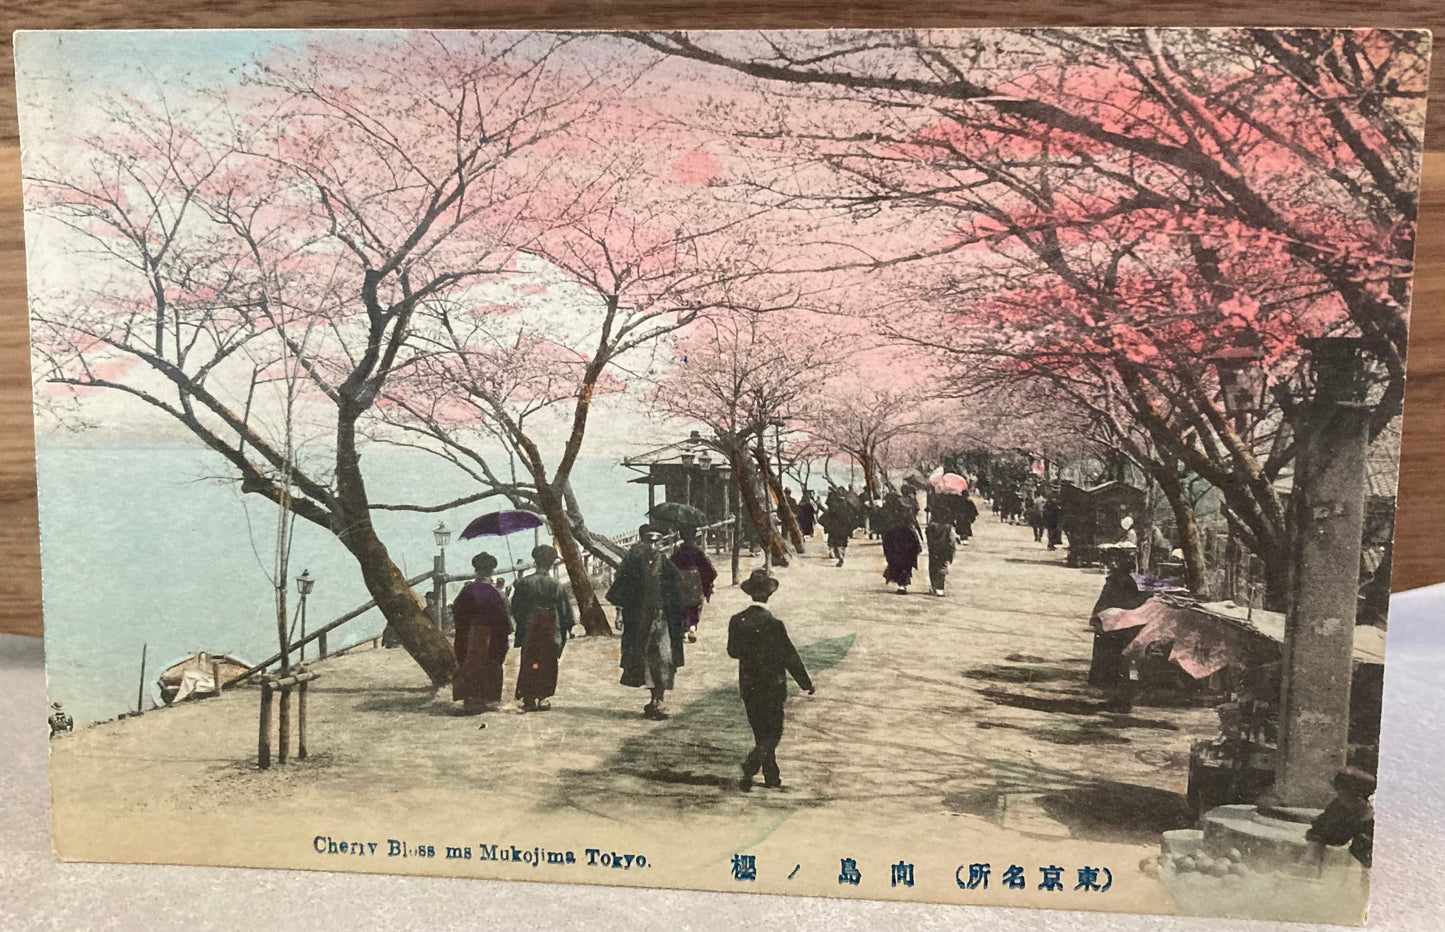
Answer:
[{"left": 156, "top": 652, "right": 252, "bottom": 705}]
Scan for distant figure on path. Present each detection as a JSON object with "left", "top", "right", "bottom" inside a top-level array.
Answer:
[
  {"left": 608, "top": 526, "right": 686, "bottom": 720},
  {"left": 795, "top": 490, "right": 818, "bottom": 539},
  {"left": 880, "top": 494, "right": 922, "bottom": 594},
  {"left": 727, "top": 569, "right": 814, "bottom": 791},
  {"left": 510, "top": 545, "right": 574, "bottom": 713},
  {"left": 820, "top": 489, "right": 854, "bottom": 566},
  {"left": 1029, "top": 494, "right": 1047, "bottom": 543},
  {"left": 956, "top": 489, "right": 980, "bottom": 544},
  {"left": 451, "top": 552, "right": 513, "bottom": 714},
  {"left": 670, "top": 526, "right": 717, "bottom": 643},
  {"left": 1043, "top": 496, "right": 1063, "bottom": 550},
  {"left": 925, "top": 518, "right": 959, "bottom": 596}
]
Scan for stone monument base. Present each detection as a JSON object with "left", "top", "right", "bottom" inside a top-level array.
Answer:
[{"left": 1157, "top": 805, "right": 1369, "bottom": 924}]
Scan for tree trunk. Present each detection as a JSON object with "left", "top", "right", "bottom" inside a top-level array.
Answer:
[
  {"left": 1154, "top": 463, "right": 1208, "bottom": 595},
  {"left": 754, "top": 443, "right": 805, "bottom": 553},
  {"left": 535, "top": 479, "right": 613, "bottom": 636},
  {"left": 859, "top": 453, "right": 879, "bottom": 499},
  {"left": 334, "top": 404, "right": 456, "bottom": 686},
  {"left": 728, "top": 444, "right": 788, "bottom": 566}
]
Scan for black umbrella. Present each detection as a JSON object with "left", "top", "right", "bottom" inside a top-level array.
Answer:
[{"left": 649, "top": 501, "right": 706, "bottom": 528}]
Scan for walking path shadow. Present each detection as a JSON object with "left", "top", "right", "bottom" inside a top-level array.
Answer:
[{"left": 543, "top": 635, "right": 855, "bottom": 817}]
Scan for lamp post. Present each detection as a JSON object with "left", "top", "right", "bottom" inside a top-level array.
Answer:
[
  {"left": 432, "top": 522, "right": 451, "bottom": 629},
  {"left": 681, "top": 451, "right": 695, "bottom": 507},
  {"left": 697, "top": 450, "right": 712, "bottom": 538},
  {"left": 295, "top": 569, "right": 315, "bottom": 663},
  {"left": 1206, "top": 345, "right": 1268, "bottom": 435}
]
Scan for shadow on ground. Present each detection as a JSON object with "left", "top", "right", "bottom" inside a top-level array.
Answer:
[
  {"left": 943, "top": 759, "right": 1194, "bottom": 845},
  {"left": 348, "top": 686, "right": 452, "bottom": 716},
  {"left": 963, "top": 664, "right": 1077, "bottom": 684},
  {"left": 542, "top": 635, "right": 856, "bottom": 816}
]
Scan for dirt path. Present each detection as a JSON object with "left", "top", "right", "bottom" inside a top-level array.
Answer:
[{"left": 50, "top": 515, "right": 1218, "bottom": 912}]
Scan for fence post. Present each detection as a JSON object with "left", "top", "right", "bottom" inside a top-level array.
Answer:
[
  {"left": 212, "top": 660, "right": 222, "bottom": 696},
  {"left": 278, "top": 686, "right": 291, "bottom": 764},
  {"left": 298, "top": 680, "right": 309, "bottom": 761},
  {"left": 258, "top": 682, "right": 273, "bottom": 770},
  {"left": 318, "top": 631, "right": 328, "bottom": 659}
]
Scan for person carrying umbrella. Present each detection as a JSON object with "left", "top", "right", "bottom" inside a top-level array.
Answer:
[
  {"left": 607, "top": 526, "right": 686, "bottom": 720},
  {"left": 451, "top": 552, "right": 513, "bottom": 715},
  {"left": 510, "top": 545, "right": 575, "bottom": 713},
  {"left": 670, "top": 526, "right": 717, "bottom": 643},
  {"left": 925, "top": 516, "right": 959, "bottom": 597}
]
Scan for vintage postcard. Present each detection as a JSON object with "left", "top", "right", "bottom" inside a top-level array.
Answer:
[{"left": 16, "top": 27, "right": 1430, "bottom": 924}]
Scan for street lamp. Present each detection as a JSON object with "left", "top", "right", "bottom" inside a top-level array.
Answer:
[
  {"left": 295, "top": 569, "right": 315, "bottom": 663},
  {"left": 1206, "top": 345, "right": 1267, "bottom": 433},
  {"left": 431, "top": 522, "right": 450, "bottom": 628}
]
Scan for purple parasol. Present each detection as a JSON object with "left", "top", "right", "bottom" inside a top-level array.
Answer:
[
  {"left": 460, "top": 510, "right": 546, "bottom": 540},
  {"left": 460, "top": 510, "right": 548, "bottom": 577}
]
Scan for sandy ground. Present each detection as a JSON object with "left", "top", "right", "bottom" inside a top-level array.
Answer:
[{"left": 50, "top": 516, "right": 1225, "bottom": 913}]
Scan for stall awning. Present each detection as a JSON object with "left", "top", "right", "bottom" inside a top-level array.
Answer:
[{"left": 1098, "top": 598, "right": 1386, "bottom": 680}]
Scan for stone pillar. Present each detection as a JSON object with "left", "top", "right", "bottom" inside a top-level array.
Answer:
[{"left": 1273, "top": 339, "right": 1369, "bottom": 808}]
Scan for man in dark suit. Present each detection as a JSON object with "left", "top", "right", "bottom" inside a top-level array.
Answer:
[{"left": 727, "top": 569, "right": 815, "bottom": 790}]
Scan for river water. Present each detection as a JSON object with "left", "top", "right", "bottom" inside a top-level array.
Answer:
[{"left": 36, "top": 441, "right": 648, "bottom": 725}]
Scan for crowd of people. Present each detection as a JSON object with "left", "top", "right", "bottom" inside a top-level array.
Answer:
[
  {"left": 438, "top": 473, "right": 1146, "bottom": 786},
  {"left": 437, "top": 470, "right": 1376, "bottom": 864},
  {"left": 442, "top": 519, "right": 814, "bottom": 788}
]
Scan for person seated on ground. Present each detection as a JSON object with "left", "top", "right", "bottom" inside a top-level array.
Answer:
[
  {"left": 49, "top": 702, "right": 73, "bottom": 738},
  {"left": 1304, "top": 768, "right": 1376, "bottom": 873}
]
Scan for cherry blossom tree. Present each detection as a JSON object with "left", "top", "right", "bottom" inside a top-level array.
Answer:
[
  {"left": 654, "top": 309, "right": 847, "bottom": 566},
  {"left": 26, "top": 33, "right": 620, "bottom": 683},
  {"left": 629, "top": 27, "right": 1426, "bottom": 606}
]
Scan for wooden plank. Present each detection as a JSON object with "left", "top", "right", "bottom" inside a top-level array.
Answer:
[{"left": 257, "top": 683, "right": 272, "bottom": 770}]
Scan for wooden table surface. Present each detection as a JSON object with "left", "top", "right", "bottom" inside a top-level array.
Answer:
[{"left": 2, "top": 8, "right": 1442, "bottom": 637}]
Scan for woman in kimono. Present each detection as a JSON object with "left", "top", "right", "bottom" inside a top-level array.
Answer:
[
  {"left": 451, "top": 552, "right": 512, "bottom": 714},
  {"left": 880, "top": 492, "right": 922, "bottom": 594},
  {"left": 669, "top": 526, "right": 717, "bottom": 643},
  {"left": 510, "top": 545, "right": 575, "bottom": 712}
]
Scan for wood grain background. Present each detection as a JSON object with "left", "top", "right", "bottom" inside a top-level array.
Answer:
[{"left": 2, "top": 6, "right": 1441, "bottom": 637}]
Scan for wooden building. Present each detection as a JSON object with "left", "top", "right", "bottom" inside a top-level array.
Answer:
[{"left": 622, "top": 430, "right": 734, "bottom": 527}]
